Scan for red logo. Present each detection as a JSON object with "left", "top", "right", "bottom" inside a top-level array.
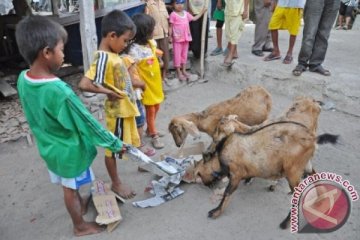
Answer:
[{"left": 299, "top": 182, "right": 351, "bottom": 233}]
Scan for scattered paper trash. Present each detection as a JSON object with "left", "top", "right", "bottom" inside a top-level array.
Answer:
[
  {"left": 131, "top": 142, "right": 205, "bottom": 208},
  {"left": 91, "top": 180, "right": 122, "bottom": 232},
  {"left": 124, "top": 143, "right": 180, "bottom": 177},
  {"left": 321, "top": 99, "right": 336, "bottom": 111},
  {"left": 132, "top": 187, "right": 184, "bottom": 208}
]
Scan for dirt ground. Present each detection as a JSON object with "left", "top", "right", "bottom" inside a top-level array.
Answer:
[{"left": 1, "top": 23, "right": 359, "bottom": 240}]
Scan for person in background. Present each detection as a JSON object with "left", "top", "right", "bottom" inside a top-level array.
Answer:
[
  {"left": 187, "top": 0, "right": 209, "bottom": 59},
  {"left": 336, "top": 0, "right": 359, "bottom": 30},
  {"left": 15, "top": 15, "right": 125, "bottom": 236},
  {"left": 145, "top": 0, "right": 172, "bottom": 85},
  {"left": 264, "top": 0, "right": 305, "bottom": 64},
  {"left": 128, "top": 13, "right": 166, "bottom": 149},
  {"left": 222, "top": 0, "right": 249, "bottom": 67},
  {"left": 292, "top": 0, "right": 340, "bottom": 76},
  {"left": 210, "top": 0, "right": 226, "bottom": 56},
  {"left": 251, "top": 0, "right": 273, "bottom": 57},
  {"left": 169, "top": 0, "right": 206, "bottom": 80}
]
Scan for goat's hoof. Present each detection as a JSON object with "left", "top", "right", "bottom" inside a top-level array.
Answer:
[
  {"left": 268, "top": 185, "right": 276, "bottom": 192},
  {"left": 208, "top": 208, "right": 221, "bottom": 219},
  {"left": 244, "top": 177, "right": 254, "bottom": 185},
  {"left": 279, "top": 219, "right": 290, "bottom": 229}
]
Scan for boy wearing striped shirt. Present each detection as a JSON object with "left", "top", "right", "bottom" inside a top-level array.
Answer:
[{"left": 79, "top": 10, "right": 139, "bottom": 201}]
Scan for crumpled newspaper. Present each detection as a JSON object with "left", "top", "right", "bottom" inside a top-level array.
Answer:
[
  {"left": 124, "top": 144, "right": 179, "bottom": 177},
  {"left": 132, "top": 156, "right": 198, "bottom": 208}
]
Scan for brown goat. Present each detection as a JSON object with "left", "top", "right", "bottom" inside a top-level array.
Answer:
[
  {"left": 194, "top": 97, "right": 338, "bottom": 228},
  {"left": 168, "top": 85, "right": 272, "bottom": 147},
  {"left": 205, "top": 97, "right": 323, "bottom": 159}
]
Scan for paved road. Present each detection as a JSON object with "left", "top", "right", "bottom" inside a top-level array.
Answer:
[{"left": 0, "top": 23, "right": 359, "bottom": 240}]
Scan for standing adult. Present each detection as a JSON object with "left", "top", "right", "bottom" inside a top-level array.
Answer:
[
  {"left": 336, "top": 0, "right": 359, "bottom": 30},
  {"left": 292, "top": 0, "right": 341, "bottom": 76},
  {"left": 251, "top": 0, "right": 273, "bottom": 57},
  {"left": 187, "top": 0, "right": 209, "bottom": 59},
  {"left": 222, "top": 0, "right": 249, "bottom": 67},
  {"left": 145, "top": 0, "right": 171, "bottom": 81}
]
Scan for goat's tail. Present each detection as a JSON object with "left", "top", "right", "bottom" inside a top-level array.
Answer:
[{"left": 317, "top": 134, "right": 339, "bottom": 145}]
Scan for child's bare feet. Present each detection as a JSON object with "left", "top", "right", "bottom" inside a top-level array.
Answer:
[
  {"left": 80, "top": 195, "right": 92, "bottom": 215},
  {"left": 111, "top": 183, "right": 136, "bottom": 199},
  {"left": 73, "top": 222, "right": 105, "bottom": 237}
]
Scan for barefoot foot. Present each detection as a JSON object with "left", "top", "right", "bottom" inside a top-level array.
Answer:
[
  {"left": 73, "top": 222, "right": 105, "bottom": 237},
  {"left": 111, "top": 183, "right": 136, "bottom": 200}
]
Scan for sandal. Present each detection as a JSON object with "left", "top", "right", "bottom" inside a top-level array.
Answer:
[
  {"left": 151, "top": 135, "right": 165, "bottom": 149},
  {"left": 183, "top": 72, "right": 190, "bottom": 80},
  {"left": 282, "top": 55, "right": 293, "bottom": 64},
  {"left": 177, "top": 74, "right": 187, "bottom": 81},
  {"left": 292, "top": 65, "right": 306, "bottom": 76},
  {"left": 221, "top": 61, "right": 235, "bottom": 68},
  {"left": 210, "top": 47, "right": 223, "bottom": 56},
  {"left": 264, "top": 53, "right": 281, "bottom": 61},
  {"left": 309, "top": 65, "right": 331, "bottom": 76},
  {"left": 146, "top": 130, "right": 165, "bottom": 137},
  {"left": 139, "top": 144, "right": 156, "bottom": 157},
  {"left": 335, "top": 25, "right": 343, "bottom": 30}
]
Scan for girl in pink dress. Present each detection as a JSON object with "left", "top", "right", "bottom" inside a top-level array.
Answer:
[{"left": 169, "top": 0, "right": 206, "bottom": 81}]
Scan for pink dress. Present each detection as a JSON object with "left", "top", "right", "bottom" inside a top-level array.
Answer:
[{"left": 169, "top": 11, "right": 194, "bottom": 43}]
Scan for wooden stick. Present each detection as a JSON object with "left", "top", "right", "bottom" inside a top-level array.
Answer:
[{"left": 200, "top": 10, "right": 208, "bottom": 79}]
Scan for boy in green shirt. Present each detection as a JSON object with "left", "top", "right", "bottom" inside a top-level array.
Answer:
[{"left": 15, "top": 16, "right": 124, "bottom": 236}]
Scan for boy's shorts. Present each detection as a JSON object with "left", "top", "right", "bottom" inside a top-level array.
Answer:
[
  {"left": 339, "top": 2, "right": 355, "bottom": 17},
  {"left": 269, "top": 7, "right": 303, "bottom": 36},
  {"left": 49, "top": 167, "right": 94, "bottom": 190},
  {"left": 135, "top": 100, "right": 145, "bottom": 128},
  {"left": 216, "top": 19, "right": 225, "bottom": 29},
  {"left": 225, "top": 15, "right": 245, "bottom": 44},
  {"left": 105, "top": 116, "right": 124, "bottom": 158}
]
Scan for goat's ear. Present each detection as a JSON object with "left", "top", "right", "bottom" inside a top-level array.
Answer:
[{"left": 183, "top": 120, "right": 200, "bottom": 137}]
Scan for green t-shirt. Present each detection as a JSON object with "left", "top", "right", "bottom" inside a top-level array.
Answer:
[
  {"left": 17, "top": 70, "right": 122, "bottom": 178},
  {"left": 213, "top": 0, "right": 225, "bottom": 21}
]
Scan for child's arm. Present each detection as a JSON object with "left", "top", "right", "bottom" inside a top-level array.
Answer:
[
  {"left": 60, "top": 91, "right": 125, "bottom": 153},
  {"left": 191, "top": 8, "right": 207, "bottom": 22},
  {"left": 144, "top": 4, "right": 150, "bottom": 14},
  {"left": 271, "top": 0, "right": 277, "bottom": 11},
  {"left": 216, "top": 0, "right": 223, "bottom": 10},
  {"left": 263, "top": 0, "right": 271, "bottom": 8},
  {"left": 168, "top": 23, "right": 173, "bottom": 43},
  {"left": 128, "top": 64, "right": 146, "bottom": 91},
  {"left": 78, "top": 76, "right": 124, "bottom": 100}
]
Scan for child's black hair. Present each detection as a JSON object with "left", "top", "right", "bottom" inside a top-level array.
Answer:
[
  {"left": 101, "top": 10, "right": 136, "bottom": 37},
  {"left": 131, "top": 13, "right": 155, "bottom": 45},
  {"left": 15, "top": 15, "right": 68, "bottom": 65}
]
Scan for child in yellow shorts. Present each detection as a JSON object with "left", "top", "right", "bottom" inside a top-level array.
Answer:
[
  {"left": 264, "top": 0, "right": 305, "bottom": 64},
  {"left": 79, "top": 10, "right": 139, "bottom": 200}
]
